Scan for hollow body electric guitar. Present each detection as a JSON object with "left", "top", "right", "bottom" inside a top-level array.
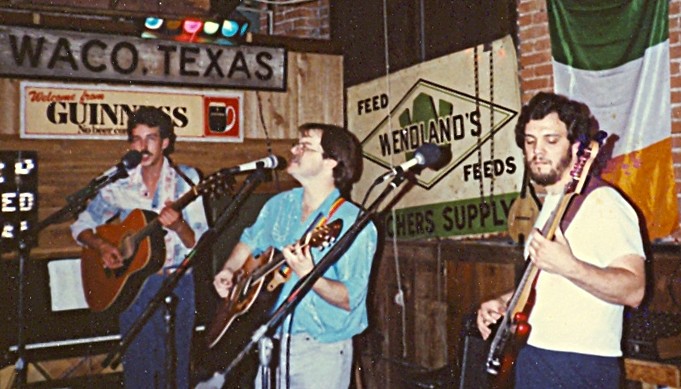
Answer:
[
  {"left": 206, "top": 219, "right": 343, "bottom": 348},
  {"left": 485, "top": 138, "right": 601, "bottom": 380},
  {"left": 80, "top": 171, "right": 232, "bottom": 313}
]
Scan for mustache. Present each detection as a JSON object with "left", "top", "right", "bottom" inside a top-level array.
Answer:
[{"left": 140, "top": 150, "right": 153, "bottom": 156}]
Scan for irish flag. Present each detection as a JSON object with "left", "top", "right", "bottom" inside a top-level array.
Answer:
[{"left": 549, "top": 0, "right": 677, "bottom": 240}]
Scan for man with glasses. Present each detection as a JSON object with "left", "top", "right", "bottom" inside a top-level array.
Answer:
[{"left": 213, "top": 123, "right": 377, "bottom": 388}]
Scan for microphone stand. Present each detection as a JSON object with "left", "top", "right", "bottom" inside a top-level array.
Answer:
[
  {"left": 38, "top": 168, "right": 131, "bottom": 231},
  {"left": 9, "top": 166, "right": 130, "bottom": 388},
  {"left": 100, "top": 168, "right": 269, "bottom": 380},
  {"left": 213, "top": 172, "right": 413, "bottom": 382}
]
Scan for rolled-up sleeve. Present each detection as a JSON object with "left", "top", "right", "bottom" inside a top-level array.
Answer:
[
  {"left": 70, "top": 193, "right": 119, "bottom": 245},
  {"left": 337, "top": 222, "right": 377, "bottom": 311}
]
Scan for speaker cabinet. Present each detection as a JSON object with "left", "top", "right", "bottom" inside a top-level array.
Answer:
[{"left": 459, "top": 315, "right": 491, "bottom": 389}]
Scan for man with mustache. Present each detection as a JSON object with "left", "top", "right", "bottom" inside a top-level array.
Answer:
[
  {"left": 213, "top": 123, "right": 377, "bottom": 388},
  {"left": 476, "top": 92, "right": 645, "bottom": 388},
  {"left": 71, "top": 106, "right": 208, "bottom": 388}
]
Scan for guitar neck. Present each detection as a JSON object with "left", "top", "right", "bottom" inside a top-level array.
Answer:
[
  {"left": 519, "top": 166, "right": 530, "bottom": 198},
  {"left": 540, "top": 190, "right": 575, "bottom": 240},
  {"left": 249, "top": 233, "right": 320, "bottom": 283},
  {"left": 503, "top": 188, "right": 574, "bottom": 319},
  {"left": 127, "top": 186, "right": 201, "bottom": 247},
  {"left": 250, "top": 252, "right": 286, "bottom": 283},
  {"left": 171, "top": 186, "right": 201, "bottom": 212},
  {"left": 503, "top": 261, "right": 539, "bottom": 321}
]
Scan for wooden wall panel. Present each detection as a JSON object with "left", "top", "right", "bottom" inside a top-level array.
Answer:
[
  {"left": 242, "top": 52, "right": 343, "bottom": 139},
  {"left": 358, "top": 239, "right": 680, "bottom": 389},
  {"left": 0, "top": 136, "right": 299, "bottom": 259},
  {"left": 0, "top": 79, "right": 19, "bottom": 136},
  {"left": 0, "top": 51, "right": 343, "bottom": 260},
  {"left": 9, "top": 0, "right": 211, "bottom": 15}
]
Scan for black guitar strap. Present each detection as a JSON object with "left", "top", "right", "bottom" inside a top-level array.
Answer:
[
  {"left": 168, "top": 158, "right": 196, "bottom": 187},
  {"left": 560, "top": 176, "right": 609, "bottom": 233}
]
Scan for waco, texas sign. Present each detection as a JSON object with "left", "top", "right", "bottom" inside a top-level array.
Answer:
[{"left": 0, "top": 25, "right": 286, "bottom": 91}]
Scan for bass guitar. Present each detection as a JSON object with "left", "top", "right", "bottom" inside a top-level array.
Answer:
[
  {"left": 485, "top": 137, "right": 601, "bottom": 380},
  {"left": 80, "top": 170, "right": 232, "bottom": 312},
  {"left": 206, "top": 219, "right": 343, "bottom": 348}
]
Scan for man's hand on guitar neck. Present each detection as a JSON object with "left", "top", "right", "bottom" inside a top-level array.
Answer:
[
  {"left": 477, "top": 292, "right": 512, "bottom": 340},
  {"left": 159, "top": 200, "right": 196, "bottom": 249},
  {"left": 527, "top": 227, "right": 576, "bottom": 276},
  {"left": 281, "top": 242, "right": 314, "bottom": 278}
]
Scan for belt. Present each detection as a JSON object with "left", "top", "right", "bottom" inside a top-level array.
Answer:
[{"left": 156, "top": 265, "right": 191, "bottom": 276}]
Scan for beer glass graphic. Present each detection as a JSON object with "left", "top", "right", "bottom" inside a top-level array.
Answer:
[{"left": 208, "top": 101, "right": 237, "bottom": 133}]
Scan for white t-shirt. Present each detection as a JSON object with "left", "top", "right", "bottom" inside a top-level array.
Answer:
[{"left": 525, "top": 186, "right": 645, "bottom": 356}]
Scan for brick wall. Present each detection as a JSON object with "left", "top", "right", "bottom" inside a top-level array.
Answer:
[
  {"left": 516, "top": 0, "right": 552, "bottom": 104},
  {"left": 517, "top": 0, "right": 681, "bottom": 236},
  {"left": 258, "top": 0, "right": 330, "bottom": 39},
  {"left": 670, "top": 0, "right": 681, "bottom": 215}
]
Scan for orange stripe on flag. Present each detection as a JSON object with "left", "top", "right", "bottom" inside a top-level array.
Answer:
[{"left": 600, "top": 138, "right": 678, "bottom": 240}]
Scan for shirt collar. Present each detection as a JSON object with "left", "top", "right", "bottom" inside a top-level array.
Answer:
[{"left": 127, "top": 156, "right": 170, "bottom": 186}]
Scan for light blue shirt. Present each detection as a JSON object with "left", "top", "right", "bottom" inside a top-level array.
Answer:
[
  {"left": 71, "top": 158, "right": 209, "bottom": 267},
  {"left": 241, "top": 187, "right": 377, "bottom": 342}
]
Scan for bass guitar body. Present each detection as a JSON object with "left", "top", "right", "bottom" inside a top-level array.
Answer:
[
  {"left": 80, "top": 209, "right": 166, "bottom": 312},
  {"left": 488, "top": 271, "right": 536, "bottom": 389}
]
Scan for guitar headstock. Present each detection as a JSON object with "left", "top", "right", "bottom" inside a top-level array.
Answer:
[
  {"left": 567, "top": 131, "right": 606, "bottom": 195},
  {"left": 199, "top": 170, "right": 236, "bottom": 199},
  {"left": 302, "top": 219, "right": 343, "bottom": 249}
]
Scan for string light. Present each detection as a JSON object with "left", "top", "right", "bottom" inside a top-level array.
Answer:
[
  {"left": 140, "top": 14, "right": 250, "bottom": 44},
  {"left": 182, "top": 19, "right": 203, "bottom": 35},
  {"left": 144, "top": 17, "right": 163, "bottom": 30}
]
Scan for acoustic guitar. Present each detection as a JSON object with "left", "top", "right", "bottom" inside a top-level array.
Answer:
[
  {"left": 80, "top": 170, "right": 232, "bottom": 313},
  {"left": 485, "top": 138, "right": 601, "bottom": 381},
  {"left": 206, "top": 219, "right": 343, "bottom": 348},
  {"left": 507, "top": 166, "right": 541, "bottom": 244}
]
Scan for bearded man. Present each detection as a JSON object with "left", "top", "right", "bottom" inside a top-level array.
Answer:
[{"left": 476, "top": 92, "right": 645, "bottom": 389}]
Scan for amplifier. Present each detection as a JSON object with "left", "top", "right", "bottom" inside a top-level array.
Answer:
[{"left": 623, "top": 310, "right": 681, "bottom": 360}]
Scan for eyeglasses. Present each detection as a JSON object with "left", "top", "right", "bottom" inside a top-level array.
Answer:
[{"left": 292, "top": 142, "right": 324, "bottom": 154}]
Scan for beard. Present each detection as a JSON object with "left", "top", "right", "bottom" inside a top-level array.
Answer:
[{"left": 529, "top": 151, "right": 572, "bottom": 186}]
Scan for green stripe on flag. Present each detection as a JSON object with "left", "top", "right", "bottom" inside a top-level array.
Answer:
[{"left": 549, "top": 0, "right": 668, "bottom": 70}]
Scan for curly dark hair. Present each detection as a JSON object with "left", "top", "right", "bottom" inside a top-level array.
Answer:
[
  {"left": 126, "top": 106, "right": 176, "bottom": 155},
  {"left": 514, "top": 92, "right": 598, "bottom": 149},
  {"left": 299, "top": 123, "right": 363, "bottom": 196}
]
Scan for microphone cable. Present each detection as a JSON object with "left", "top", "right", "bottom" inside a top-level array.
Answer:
[{"left": 257, "top": 91, "right": 281, "bottom": 192}]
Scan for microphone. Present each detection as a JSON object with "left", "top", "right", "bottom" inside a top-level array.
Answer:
[
  {"left": 374, "top": 143, "right": 442, "bottom": 184},
  {"left": 95, "top": 150, "right": 143, "bottom": 182},
  {"left": 65, "top": 150, "right": 142, "bottom": 206},
  {"left": 221, "top": 155, "right": 287, "bottom": 174}
]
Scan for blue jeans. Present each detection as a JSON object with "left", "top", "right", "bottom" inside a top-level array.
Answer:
[
  {"left": 516, "top": 345, "right": 621, "bottom": 389},
  {"left": 119, "top": 273, "right": 195, "bottom": 389}
]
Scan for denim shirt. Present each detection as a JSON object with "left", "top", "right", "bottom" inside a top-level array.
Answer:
[
  {"left": 241, "top": 187, "right": 377, "bottom": 342},
  {"left": 71, "top": 158, "right": 209, "bottom": 267}
]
